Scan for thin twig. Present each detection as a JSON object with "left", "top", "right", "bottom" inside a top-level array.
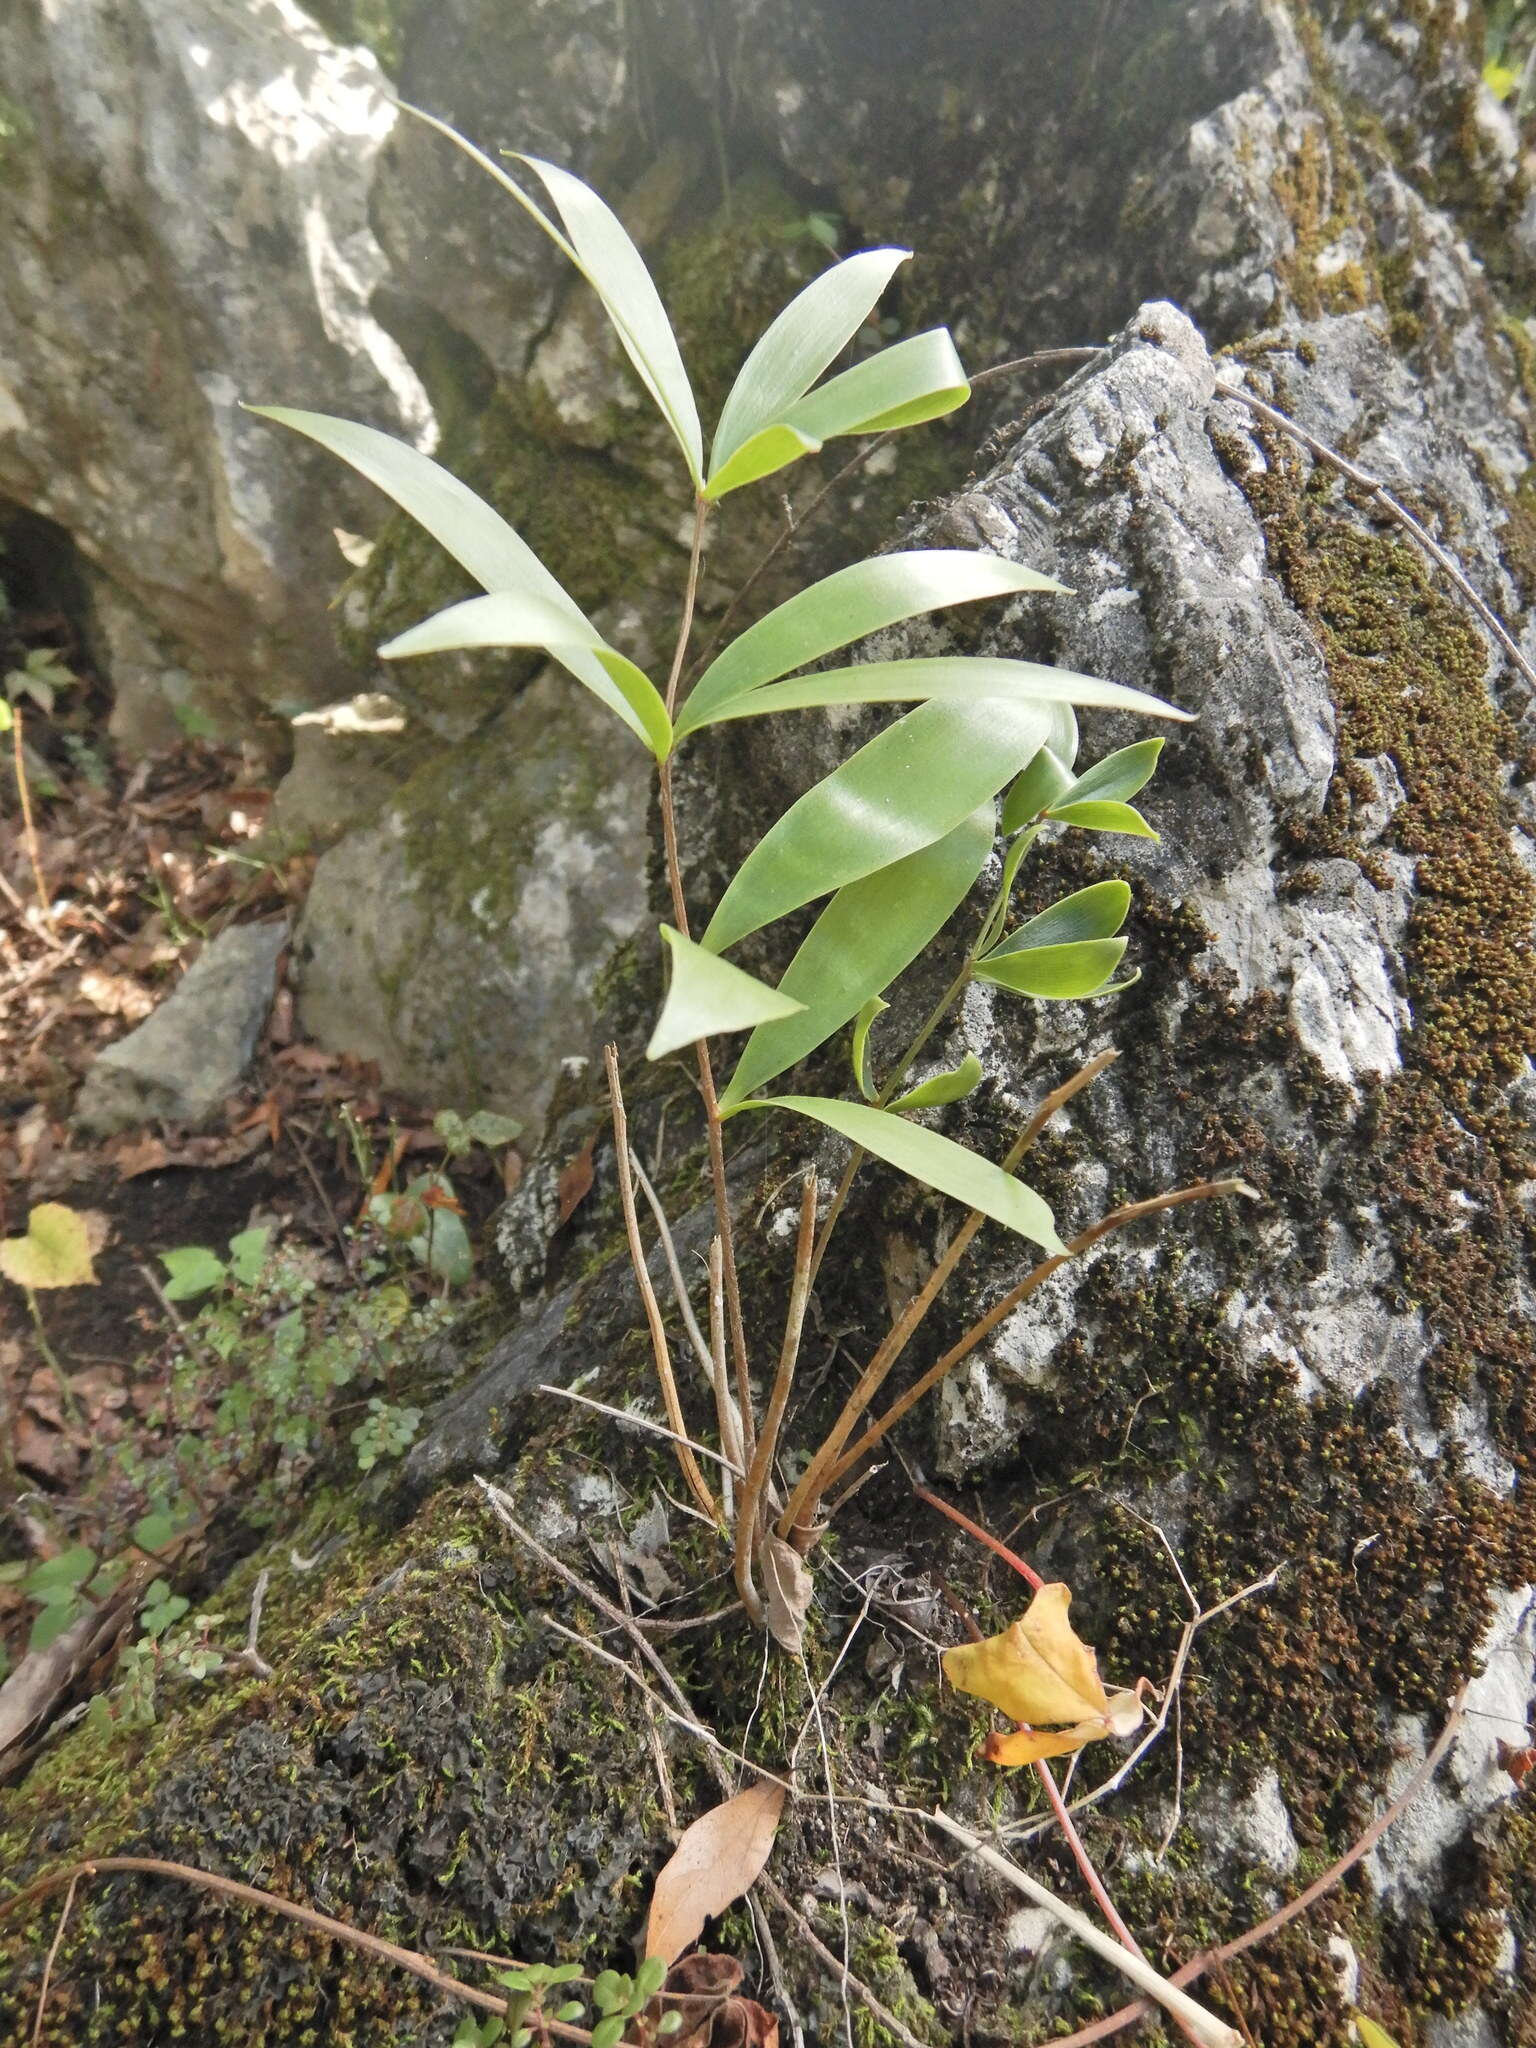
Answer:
[
  {"left": 923, "top": 1812, "right": 1240, "bottom": 2048},
  {"left": 706, "top": 1235, "right": 746, "bottom": 1500},
  {"left": 735, "top": 1173, "right": 818, "bottom": 1619},
  {"left": 612, "top": 1546, "right": 679, "bottom": 1836},
  {"left": 630, "top": 1151, "right": 717, "bottom": 1385},
  {"left": 535, "top": 1384, "right": 743, "bottom": 1477},
  {"left": 1040, "top": 1690, "right": 1467, "bottom": 2047},
  {"left": 603, "top": 1045, "right": 719, "bottom": 1522},
  {"left": 234, "top": 1567, "right": 273, "bottom": 1680},
  {"left": 538, "top": 1613, "right": 793, "bottom": 1795},
  {"left": 1220, "top": 383, "right": 1536, "bottom": 695},
  {"left": 30, "top": 1870, "right": 78, "bottom": 2045},
  {"left": 11, "top": 702, "right": 56, "bottom": 939},
  {"left": 749, "top": 1893, "right": 806, "bottom": 2048},
  {"left": 758, "top": 1874, "right": 934, "bottom": 2048},
  {"left": 0, "top": 1857, "right": 512, "bottom": 2026},
  {"left": 823, "top": 1177, "right": 1257, "bottom": 1495}
]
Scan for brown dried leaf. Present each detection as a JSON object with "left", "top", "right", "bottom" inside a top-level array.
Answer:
[
  {"left": 643, "top": 1780, "right": 786, "bottom": 1967},
  {"left": 113, "top": 1134, "right": 171, "bottom": 1179},
  {"left": 761, "top": 1535, "right": 813, "bottom": 1656},
  {"left": 555, "top": 1135, "right": 596, "bottom": 1228}
]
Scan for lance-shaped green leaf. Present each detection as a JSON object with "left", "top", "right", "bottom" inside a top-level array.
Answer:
[
  {"left": 710, "top": 247, "right": 911, "bottom": 480},
  {"left": 647, "top": 926, "right": 805, "bottom": 1061},
  {"left": 705, "top": 327, "right": 970, "bottom": 499},
  {"left": 691, "top": 656, "right": 1185, "bottom": 726},
  {"left": 975, "top": 938, "right": 1129, "bottom": 1000},
  {"left": 702, "top": 697, "right": 1053, "bottom": 954},
  {"left": 1003, "top": 747, "right": 1076, "bottom": 832},
  {"left": 983, "top": 879, "right": 1131, "bottom": 957},
  {"left": 245, "top": 406, "right": 656, "bottom": 745},
  {"left": 1056, "top": 738, "right": 1164, "bottom": 805},
  {"left": 976, "top": 881, "right": 1132, "bottom": 1001},
  {"left": 720, "top": 808, "right": 994, "bottom": 1109},
  {"left": 1048, "top": 799, "right": 1159, "bottom": 837},
  {"left": 851, "top": 996, "right": 888, "bottom": 1101},
  {"left": 728, "top": 1096, "right": 1063, "bottom": 1254},
  {"left": 381, "top": 591, "right": 672, "bottom": 758},
  {"left": 249, "top": 406, "right": 583, "bottom": 604},
  {"left": 399, "top": 105, "right": 703, "bottom": 485},
  {"left": 678, "top": 552, "right": 1068, "bottom": 736},
  {"left": 889, "top": 1054, "right": 984, "bottom": 1111}
]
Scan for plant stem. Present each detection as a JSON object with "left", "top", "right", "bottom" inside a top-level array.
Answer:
[
  {"left": 11, "top": 701, "right": 55, "bottom": 938},
  {"left": 655, "top": 495, "right": 758, "bottom": 1471},
  {"left": 924, "top": 1812, "right": 1241, "bottom": 2048},
  {"left": 780, "top": 1051, "right": 1121, "bottom": 1544},
  {"left": 733, "top": 1172, "right": 817, "bottom": 1619},
  {"left": 603, "top": 1044, "right": 720, "bottom": 1523},
  {"left": 821, "top": 1175, "right": 1256, "bottom": 1497},
  {"left": 26, "top": 1288, "right": 82, "bottom": 1427}
]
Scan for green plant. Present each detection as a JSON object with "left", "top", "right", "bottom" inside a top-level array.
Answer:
[
  {"left": 254, "top": 113, "right": 1247, "bottom": 1642},
  {"left": 151, "top": 1227, "right": 440, "bottom": 1480},
  {"left": 450, "top": 1958, "right": 678, "bottom": 2048},
  {"left": 3, "top": 644, "right": 77, "bottom": 715}
]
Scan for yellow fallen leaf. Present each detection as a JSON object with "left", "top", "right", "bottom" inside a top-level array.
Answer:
[
  {"left": 941, "top": 1582, "right": 1142, "bottom": 1771},
  {"left": 0, "top": 1204, "right": 97, "bottom": 1290}
]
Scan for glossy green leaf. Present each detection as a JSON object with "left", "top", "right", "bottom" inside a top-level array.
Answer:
[
  {"left": 983, "top": 879, "right": 1131, "bottom": 958},
  {"left": 1002, "top": 747, "right": 1076, "bottom": 832},
  {"left": 707, "top": 327, "right": 969, "bottom": 497},
  {"left": 245, "top": 407, "right": 647, "bottom": 742},
  {"left": 380, "top": 591, "right": 672, "bottom": 756},
  {"left": 246, "top": 408, "right": 577, "bottom": 608},
  {"left": 1058, "top": 738, "right": 1164, "bottom": 805},
  {"left": 695, "top": 656, "right": 1183, "bottom": 726},
  {"left": 380, "top": 589, "right": 605, "bottom": 661},
  {"left": 1048, "top": 799, "right": 1158, "bottom": 837},
  {"left": 398, "top": 105, "right": 703, "bottom": 484},
  {"left": 702, "top": 697, "right": 1054, "bottom": 953},
  {"left": 647, "top": 925, "right": 805, "bottom": 1061},
  {"left": 851, "top": 996, "right": 888, "bottom": 1101},
  {"left": 974, "top": 937, "right": 1128, "bottom": 999},
  {"left": 711, "top": 247, "right": 911, "bottom": 477},
  {"left": 731, "top": 1096, "right": 1063, "bottom": 1254},
  {"left": 889, "top": 1053, "right": 984, "bottom": 1111},
  {"left": 720, "top": 807, "right": 993, "bottom": 1108},
  {"left": 678, "top": 552, "right": 1067, "bottom": 737},
  {"left": 516, "top": 154, "right": 704, "bottom": 484}
]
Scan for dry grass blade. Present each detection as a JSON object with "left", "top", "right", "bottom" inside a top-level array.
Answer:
[
  {"left": 778, "top": 1051, "right": 1123, "bottom": 1542},
  {"left": 822, "top": 1177, "right": 1256, "bottom": 1494},
  {"left": 923, "top": 1811, "right": 1241, "bottom": 2048},
  {"left": 604, "top": 1043, "right": 720, "bottom": 1522},
  {"left": 735, "top": 1171, "right": 817, "bottom": 1622}
]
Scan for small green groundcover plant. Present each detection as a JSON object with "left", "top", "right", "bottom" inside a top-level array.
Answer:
[{"left": 251, "top": 108, "right": 1244, "bottom": 1645}]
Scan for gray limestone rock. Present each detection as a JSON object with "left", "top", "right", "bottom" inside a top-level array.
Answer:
[{"left": 74, "top": 919, "right": 286, "bottom": 1133}]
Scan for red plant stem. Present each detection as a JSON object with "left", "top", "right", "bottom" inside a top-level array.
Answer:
[
  {"left": 1039, "top": 1692, "right": 1467, "bottom": 2047},
  {"left": 914, "top": 1482, "right": 1045, "bottom": 1592},
  {"left": 656, "top": 498, "right": 757, "bottom": 1470},
  {"left": 921, "top": 1489, "right": 1203, "bottom": 2038}
]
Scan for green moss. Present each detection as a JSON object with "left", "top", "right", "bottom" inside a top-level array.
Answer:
[{"left": 1270, "top": 121, "right": 1374, "bottom": 320}]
